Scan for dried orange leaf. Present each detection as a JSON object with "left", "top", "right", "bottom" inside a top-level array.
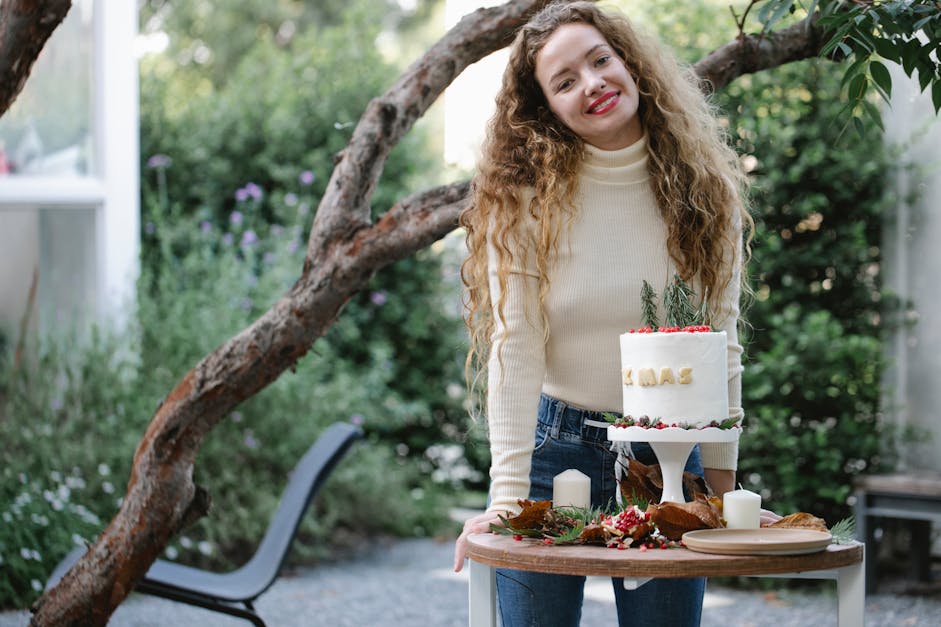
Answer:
[
  {"left": 647, "top": 501, "right": 717, "bottom": 540},
  {"left": 507, "top": 499, "right": 552, "bottom": 530},
  {"left": 768, "top": 512, "right": 828, "bottom": 532}
]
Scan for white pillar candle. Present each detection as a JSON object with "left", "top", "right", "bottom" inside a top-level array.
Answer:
[
  {"left": 552, "top": 469, "right": 591, "bottom": 510},
  {"left": 723, "top": 489, "right": 762, "bottom": 529}
]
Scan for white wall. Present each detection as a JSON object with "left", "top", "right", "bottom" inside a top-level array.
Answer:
[{"left": 882, "top": 67, "right": 941, "bottom": 472}]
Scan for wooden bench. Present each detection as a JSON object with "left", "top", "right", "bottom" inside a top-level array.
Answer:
[{"left": 854, "top": 472, "right": 941, "bottom": 593}]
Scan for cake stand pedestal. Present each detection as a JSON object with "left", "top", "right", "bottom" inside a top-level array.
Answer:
[{"left": 608, "top": 426, "right": 741, "bottom": 503}]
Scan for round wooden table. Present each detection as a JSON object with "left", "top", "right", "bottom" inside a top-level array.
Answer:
[{"left": 465, "top": 533, "right": 865, "bottom": 627}]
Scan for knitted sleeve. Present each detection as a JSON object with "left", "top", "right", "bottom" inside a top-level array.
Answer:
[{"left": 485, "top": 221, "right": 547, "bottom": 515}]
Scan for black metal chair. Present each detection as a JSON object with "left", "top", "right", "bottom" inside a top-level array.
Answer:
[{"left": 47, "top": 421, "right": 363, "bottom": 626}]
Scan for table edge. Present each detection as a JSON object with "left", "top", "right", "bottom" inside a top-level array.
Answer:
[{"left": 465, "top": 533, "right": 863, "bottom": 578}]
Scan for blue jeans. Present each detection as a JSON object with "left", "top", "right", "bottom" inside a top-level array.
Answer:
[{"left": 495, "top": 394, "right": 706, "bottom": 627}]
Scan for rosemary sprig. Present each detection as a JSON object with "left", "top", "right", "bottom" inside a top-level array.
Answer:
[
  {"left": 640, "top": 280, "right": 660, "bottom": 330},
  {"left": 829, "top": 517, "right": 856, "bottom": 544}
]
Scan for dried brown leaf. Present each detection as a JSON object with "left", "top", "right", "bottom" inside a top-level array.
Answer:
[
  {"left": 579, "top": 522, "right": 607, "bottom": 544},
  {"left": 647, "top": 498, "right": 721, "bottom": 541},
  {"left": 507, "top": 499, "right": 552, "bottom": 530},
  {"left": 767, "top": 512, "right": 828, "bottom": 532}
]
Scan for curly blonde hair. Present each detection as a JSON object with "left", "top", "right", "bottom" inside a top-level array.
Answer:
[{"left": 460, "top": 1, "right": 752, "bottom": 409}]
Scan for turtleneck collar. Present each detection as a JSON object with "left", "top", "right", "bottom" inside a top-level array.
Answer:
[{"left": 581, "top": 134, "right": 649, "bottom": 184}]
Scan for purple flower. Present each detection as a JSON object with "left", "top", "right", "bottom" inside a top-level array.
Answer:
[
  {"left": 299, "top": 170, "right": 315, "bottom": 185},
  {"left": 241, "top": 230, "right": 258, "bottom": 246},
  {"left": 263, "top": 252, "right": 276, "bottom": 265},
  {"left": 200, "top": 221, "right": 212, "bottom": 234},
  {"left": 229, "top": 211, "right": 244, "bottom": 226},
  {"left": 147, "top": 154, "right": 172, "bottom": 169},
  {"left": 270, "top": 225, "right": 284, "bottom": 237},
  {"left": 287, "top": 239, "right": 300, "bottom": 253},
  {"left": 297, "top": 203, "right": 310, "bottom": 217},
  {"left": 243, "top": 430, "right": 259, "bottom": 449},
  {"left": 240, "top": 296, "right": 253, "bottom": 311},
  {"left": 284, "top": 193, "right": 298, "bottom": 206},
  {"left": 145, "top": 222, "right": 156, "bottom": 234},
  {"left": 245, "top": 182, "right": 263, "bottom": 200},
  {"left": 350, "top": 414, "right": 365, "bottom": 426},
  {"left": 235, "top": 188, "right": 250, "bottom": 202},
  {"left": 370, "top": 290, "right": 388, "bottom": 306},
  {"left": 231, "top": 411, "right": 243, "bottom": 423},
  {"left": 222, "top": 233, "right": 234, "bottom": 246}
]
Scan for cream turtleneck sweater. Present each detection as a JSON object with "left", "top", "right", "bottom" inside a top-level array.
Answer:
[{"left": 486, "top": 136, "right": 744, "bottom": 514}]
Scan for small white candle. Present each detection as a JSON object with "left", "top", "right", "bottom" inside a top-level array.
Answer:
[
  {"left": 553, "top": 469, "right": 591, "bottom": 510},
  {"left": 723, "top": 489, "right": 761, "bottom": 529}
]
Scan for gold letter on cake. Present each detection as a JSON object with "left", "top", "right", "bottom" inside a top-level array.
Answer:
[
  {"left": 638, "top": 368, "right": 657, "bottom": 386},
  {"left": 622, "top": 368, "right": 633, "bottom": 386},
  {"left": 658, "top": 367, "right": 675, "bottom": 385},
  {"left": 678, "top": 367, "right": 692, "bottom": 384}
]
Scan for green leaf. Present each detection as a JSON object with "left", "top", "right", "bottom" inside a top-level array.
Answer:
[
  {"left": 933, "top": 80, "right": 941, "bottom": 115},
  {"left": 848, "top": 74, "right": 868, "bottom": 101},
  {"left": 759, "top": 0, "right": 797, "bottom": 33},
  {"left": 872, "top": 38, "right": 899, "bottom": 63},
  {"left": 840, "top": 55, "right": 869, "bottom": 87},
  {"left": 918, "top": 62, "right": 934, "bottom": 93},
  {"left": 602, "top": 412, "right": 621, "bottom": 424},
  {"left": 869, "top": 60, "right": 892, "bottom": 100},
  {"left": 861, "top": 100, "right": 885, "bottom": 132},
  {"left": 853, "top": 115, "right": 865, "bottom": 138},
  {"left": 901, "top": 40, "right": 921, "bottom": 76}
]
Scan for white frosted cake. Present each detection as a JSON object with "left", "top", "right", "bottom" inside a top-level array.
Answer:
[{"left": 608, "top": 327, "right": 739, "bottom": 443}]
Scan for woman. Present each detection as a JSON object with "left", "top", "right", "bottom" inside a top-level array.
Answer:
[{"left": 453, "top": 2, "right": 754, "bottom": 625}]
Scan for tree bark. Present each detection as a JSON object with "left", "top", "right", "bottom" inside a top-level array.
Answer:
[
  {"left": 28, "top": 1, "right": 834, "bottom": 625},
  {"left": 0, "top": 0, "right": 72, "bottom": 118}
]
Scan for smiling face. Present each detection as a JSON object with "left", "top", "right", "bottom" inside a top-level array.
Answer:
[{"left": 534, "top": 22, "right": 642, "bottom": 151}]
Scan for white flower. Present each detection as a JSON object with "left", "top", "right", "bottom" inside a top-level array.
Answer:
[
  {"left": 165, "top": 546, "right": 179, "bottom": 560},
  {"left": 180, "top": 536, "right": 193, "bottom": 549},
  {"left": 31, "top": 579, "right": 42, "bottom": 592},
  {"left": 197, "top": 541, "right": 213, "bottom": 556},
  {"left": 102, "top": 481, "right": 114, "bottom": 494},
  {"left": 98, "top": 464, "right": 111, "bottom": 477}
]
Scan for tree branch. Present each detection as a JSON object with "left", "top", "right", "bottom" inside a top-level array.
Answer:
[
  {"left": 0, "top": 0, "right": 72, "bottom": 117},
  {"left": 694, "top": 13, "right": 828, "bottom": 92}
]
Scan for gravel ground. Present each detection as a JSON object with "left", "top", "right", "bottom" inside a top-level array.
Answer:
[{"left": 3, "top": 537, "right": 938, "bottom": 626}]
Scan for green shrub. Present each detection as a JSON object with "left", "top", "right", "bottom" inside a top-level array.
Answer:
[
  {"left": 0, "top": 208, "right": 458, "bottom": 609},
  {"left": 719, "top": 60, "right": 895, "bottom": 523}
]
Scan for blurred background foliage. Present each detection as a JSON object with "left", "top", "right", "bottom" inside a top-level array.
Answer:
[{"left": 0, "top": 0, "right": 903, "bottom": 609}]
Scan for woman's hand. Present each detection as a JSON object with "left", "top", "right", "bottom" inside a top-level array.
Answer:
[{"left": 453, "top": 510, "right": 506, "bottom": 572}]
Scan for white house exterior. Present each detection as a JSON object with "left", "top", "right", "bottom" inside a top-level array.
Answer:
[
  {"left": 883, "top": 67, "right": 941, "bottom": 473},
  {"left": 0, "top": 0, "right": 139, "bottom": 341}
]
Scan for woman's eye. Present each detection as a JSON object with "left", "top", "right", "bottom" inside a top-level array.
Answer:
[
  {"left": 595, "top": 55, "right": 610, "bottom": 66},
  {"left": 557, "top": 79, "right": 573, "bottom": 92}
]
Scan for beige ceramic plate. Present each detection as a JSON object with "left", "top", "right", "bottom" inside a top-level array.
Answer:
[{"left": 682, "top": 528, "right": 832, "bottom": 556}]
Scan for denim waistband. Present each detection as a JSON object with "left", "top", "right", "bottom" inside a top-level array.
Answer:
[{"left": 537, "top": 394, "right": 613, "bottom": 445}]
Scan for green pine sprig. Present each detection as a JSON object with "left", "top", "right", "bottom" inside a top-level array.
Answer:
[
  {"left": 640, "top": 280, "right": 659, "bottom": 330},
  {"left": 830, "top": 517, "right": 856, "bottom": 544}
]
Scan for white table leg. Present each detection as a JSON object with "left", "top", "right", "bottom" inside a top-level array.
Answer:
[
  {"left": 468, "top": 559, "right": 496, "bottom": 627},
  {"left": 837, "top": 548, "right": 866, "bottom": 627}
]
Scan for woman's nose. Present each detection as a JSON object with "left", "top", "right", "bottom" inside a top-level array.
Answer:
[{"left": 585, "top": 72, "right": 606, "bottom": 95}]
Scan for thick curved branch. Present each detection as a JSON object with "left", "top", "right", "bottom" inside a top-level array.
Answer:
[
  {"left": 694, "top": 14, "right": 828, "bottom": 92},
  {"left": 0, "top": 0, "right": 71, "bottom": 117}
]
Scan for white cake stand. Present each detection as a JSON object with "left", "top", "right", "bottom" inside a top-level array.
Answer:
[{"left": 608, "top": 426, "right": 741, "bottom": 503}]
